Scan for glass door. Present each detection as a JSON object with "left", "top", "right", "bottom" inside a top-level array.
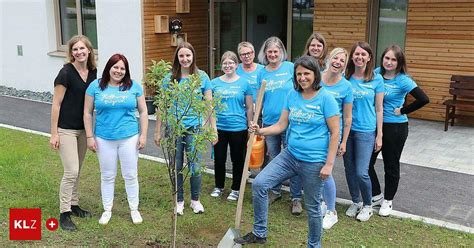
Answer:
[{"left": 209, "top": 0, "right": 244, "bottom": 78}]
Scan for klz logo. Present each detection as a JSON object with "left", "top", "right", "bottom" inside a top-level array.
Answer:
[{"left": 10, "top": 208, "right": 42, "bottom": 240}]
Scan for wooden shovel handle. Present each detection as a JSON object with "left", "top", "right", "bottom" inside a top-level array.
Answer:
[{"left": 234, "top": 80, "right": 266, "bottom": 229}]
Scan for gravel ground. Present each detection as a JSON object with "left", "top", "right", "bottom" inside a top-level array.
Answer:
[{"left": 0, "top": 85, "right": 52, "bottom": 103}]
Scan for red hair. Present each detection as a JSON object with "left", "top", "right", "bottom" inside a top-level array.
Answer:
[{"left": 100, "top": 53, "right": 132, "bottom": 91}]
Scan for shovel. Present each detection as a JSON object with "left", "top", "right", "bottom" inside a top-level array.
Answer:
[{"left": 218, "top": 81, "right": 266, "bottom": 248}]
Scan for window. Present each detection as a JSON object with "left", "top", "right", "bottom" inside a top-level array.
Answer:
[
  {"left": 373, "top": 0, "right": 408, "bottom": 66},
  {"left": 290, "top": 0, "right": 313, "bottom": 60},
  {"left": 56, "top": 0, "right": 97, "bottom": 50}
]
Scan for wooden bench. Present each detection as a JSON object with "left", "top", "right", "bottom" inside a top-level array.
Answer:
[{"left": 443, "top": 75, "right": 474, "bottom": 131}]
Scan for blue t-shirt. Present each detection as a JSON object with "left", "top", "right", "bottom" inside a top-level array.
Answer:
[
  {"left": 257, "top": 61, "right": 294, "bottom": 125},
  {"left": 285, "top": 89, "right": 339, "bottom": 162},
  {"left": 321, "top": 77, "right": 353, "bottom": 119},
  {"left": 86, "top": 79, "right": 143, "bottom": 140},
  {"left": 211, "top": 76, "right": 252, "bottom": 131},
  {"left": 164, "top": 70, "right": 212, "bottom": 128},
  {"left": 374, "top": 68, "right": 417, "bottom": 123},
  {"left": 236, "top": 63, "right": 264, "bottom": 102},
  {"left": 349, "top": 74, "right": 385, "bottom": 132}
]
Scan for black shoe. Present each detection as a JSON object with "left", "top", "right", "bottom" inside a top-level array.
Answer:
[
  {"left": 268, "top": 191, "right": 282, "bottom": 205},
  {"left": 71, "top": 205, "right": 92, "bottom": 218},
  {"left": 59, "top": 212, "right": 77, "bottom": 231},
  {"left": 234, "top": 232, "right": 267, "bottom": 245}
]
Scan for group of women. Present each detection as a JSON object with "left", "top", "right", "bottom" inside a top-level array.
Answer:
[{"left": 50, "top": 33, "right": 428, "bottom": 247}]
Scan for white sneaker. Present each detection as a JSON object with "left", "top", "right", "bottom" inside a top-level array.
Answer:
[
  {"left": 372, "top": 193, "right": 384, "bottom": 207},
  {"left": 379, "top": 200, "right": 392, "bottom": 217},
  {"left": 190, "top": 200, "right": 204, "bottom": 214},
  {"left": 210, "top": 188, "right": 223, "bottom": 198},
  {"left": 227, "top": 190, "right": 239, "bottom": 201},
  {"left": 356, "top": 205, "right": 373, "bottom": 222},
  {"left": 99, "top": 211, "right": 112, "bottom": 225},
  {"left": 131, "top": 210, "right": 143, "bottom": 224},
  {"left": 320, "top": 201, "right": 327, "bottom": 215},
  {"left": 345, "top": 202, "right": 362, "bottom": 217},
  {"left": 322, "top": 211, "right": 338, "bottom": 229},
  {"left": 176, "top": 201, "right": 184, "bottom": 216}
]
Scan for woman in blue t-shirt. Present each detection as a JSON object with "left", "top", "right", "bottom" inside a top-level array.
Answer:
[
  {"left": 343, "top": 41, "right": 384, "bottom": 222},
  {"left": 84, "top": 54, "right": 148, "bottom": 225},
  {"left": 256, "top": 36, "right": 303, "bottom": 213},
  {"left": 320, "top": 47, "right": 353, "bottom": 229},
  {"left": 369, "top": 45, "right": 429, "bottom": 217},
  {"left": 210, "top": 51, "right": 253, "bottom": 201},
  {"left": 235, "top": 55, "right": 339, "bottom": 247},
  {"left": 236, "top": 41, "right": 263, "bottom": 102},
  {"left": 153, "top": 42, "right": 216, "bottom": 216},
  {"left": 302, "top": 32, "right": 328, "bottom": 71}
]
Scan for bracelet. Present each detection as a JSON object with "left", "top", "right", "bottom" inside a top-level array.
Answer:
[{"left": 87, "top": 136, "right": 94, "bottom": 139}]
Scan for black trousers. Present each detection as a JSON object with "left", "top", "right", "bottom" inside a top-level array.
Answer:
[
  {"left": 213, "top": 129, "right": 248, "bottom": 190},
  {"left": 368, "top": 122, "right": 408, "bottom": 200}
]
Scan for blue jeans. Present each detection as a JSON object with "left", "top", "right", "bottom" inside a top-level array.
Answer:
[
  {"left": 343, "top": 130, "right": 375, "bottom": 206},
  {"left": 322, "top": 175, "right": 336, "bottom": 211},
  {"left": 252, "top": 149, "right": 324, "bottom": 247},
  {"left": 175, "top": 130, "right": 201, "bottom": 202},
  {"left": 264, "top": 128, "right": 303, "bottom": 200}
]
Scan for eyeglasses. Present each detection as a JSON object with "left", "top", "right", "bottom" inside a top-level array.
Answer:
[
  {"left": 240, "top": 51, "right": 254, "bottom": 57},
  {"left": 222, "top": 62, "right": 236, "bottom": 66}
]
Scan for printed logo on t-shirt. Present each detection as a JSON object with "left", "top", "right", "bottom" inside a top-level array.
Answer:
[
  {"left": 217, "top": 88, "right": 240, "bottom": 99},
  {"left": 353, "top": 89, "right": 369, "bottom": 99},
  {"left": 265, "top": 79, "right": 286, "bottom": 92},
  {"left": 289, "top": 107, "right": 322, "bottom": 124},
  {"left": 325, "top": 89, "right": 341, "bottom": 99},
  {"left": 384, "top": 83, "right": 398, "bottom": 96},
  {"left": 101, "top": 93, "right": 128, "bottom": 105}
]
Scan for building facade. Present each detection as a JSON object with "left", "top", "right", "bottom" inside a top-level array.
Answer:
[{"left": 1, "top": 0, "right": 473, "bottom": 123}]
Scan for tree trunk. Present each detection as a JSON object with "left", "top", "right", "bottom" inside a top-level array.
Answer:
[{"left": 170, "top": 160, "right": 178, "bottom": 248}]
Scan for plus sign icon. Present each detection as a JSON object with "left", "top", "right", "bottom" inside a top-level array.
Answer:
[
  {"left": 46, "top": 218, "right": 59, "bottom": 231},
  {"left": 9, "top": 208, "right": 42, "bottom": 240}
]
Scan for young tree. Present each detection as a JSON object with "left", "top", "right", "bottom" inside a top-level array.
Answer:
[{"left": 146, "top": 60, "right": 221, "bottom": 247}]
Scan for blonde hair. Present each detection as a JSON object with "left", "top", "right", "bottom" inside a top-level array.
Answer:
[
  {"left": 221, "top": 51, "right": 239, "bottom": 65},
  {"left": 67, "top": 35, "right": 96, "bottom": 70},
  {"left": 324, "top": 47, "right": 348, "bottom": 73},
  {"left": 237, "top": 41, "right": 255, "bottom": 55}
]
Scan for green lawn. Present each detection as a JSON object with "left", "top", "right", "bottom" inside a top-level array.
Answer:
[{"left": 0, "top": 127, "right": 473, "bottom": 246}]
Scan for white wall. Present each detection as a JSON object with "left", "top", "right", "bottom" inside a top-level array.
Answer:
[
  {"left": 96, "top": 0, "right": 144, "bottom": 84},
  {"left": 0, "top": 0, "right": 144, "bottom": 93},
  {"left": 1, "top": 0, "right": 65, "bottom": 92}
]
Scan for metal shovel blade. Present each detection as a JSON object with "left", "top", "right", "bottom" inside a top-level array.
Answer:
[{"left": 217, "top": 228, "right": 242, "bottom": 248}]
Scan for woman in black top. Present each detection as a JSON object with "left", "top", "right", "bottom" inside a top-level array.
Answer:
[{"left": 50, "top": 35, "right": 97, "bottom": 231}]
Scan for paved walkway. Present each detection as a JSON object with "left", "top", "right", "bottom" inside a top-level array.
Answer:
[
  {"left": 0, "top": 95, "right": 473, "bottom": 231},
  {"left": 400, "top": 119, "right": 473, "bottom": 175}
]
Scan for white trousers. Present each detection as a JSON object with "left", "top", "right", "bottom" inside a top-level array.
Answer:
[{"left": 96, "top": 135, "right": 139, "bottom": 211}]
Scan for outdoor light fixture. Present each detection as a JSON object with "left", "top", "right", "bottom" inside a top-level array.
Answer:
[{"left": 169, "top": 19, "right": 182, "bottom": 33}]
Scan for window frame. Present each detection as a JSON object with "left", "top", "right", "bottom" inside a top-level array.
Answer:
[{"left": 52, "top": 0, "right": 97, "bottom": 55}]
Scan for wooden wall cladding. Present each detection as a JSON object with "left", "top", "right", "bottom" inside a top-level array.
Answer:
[
  {"left": 313, "top": 0, "right": 368, "bottom": 52},
  {"left": 142, "top": 0, "right": 208, "bottom": 94},
  {"left": 405, "top": 0, "right": 474, "bottom": 123}
]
